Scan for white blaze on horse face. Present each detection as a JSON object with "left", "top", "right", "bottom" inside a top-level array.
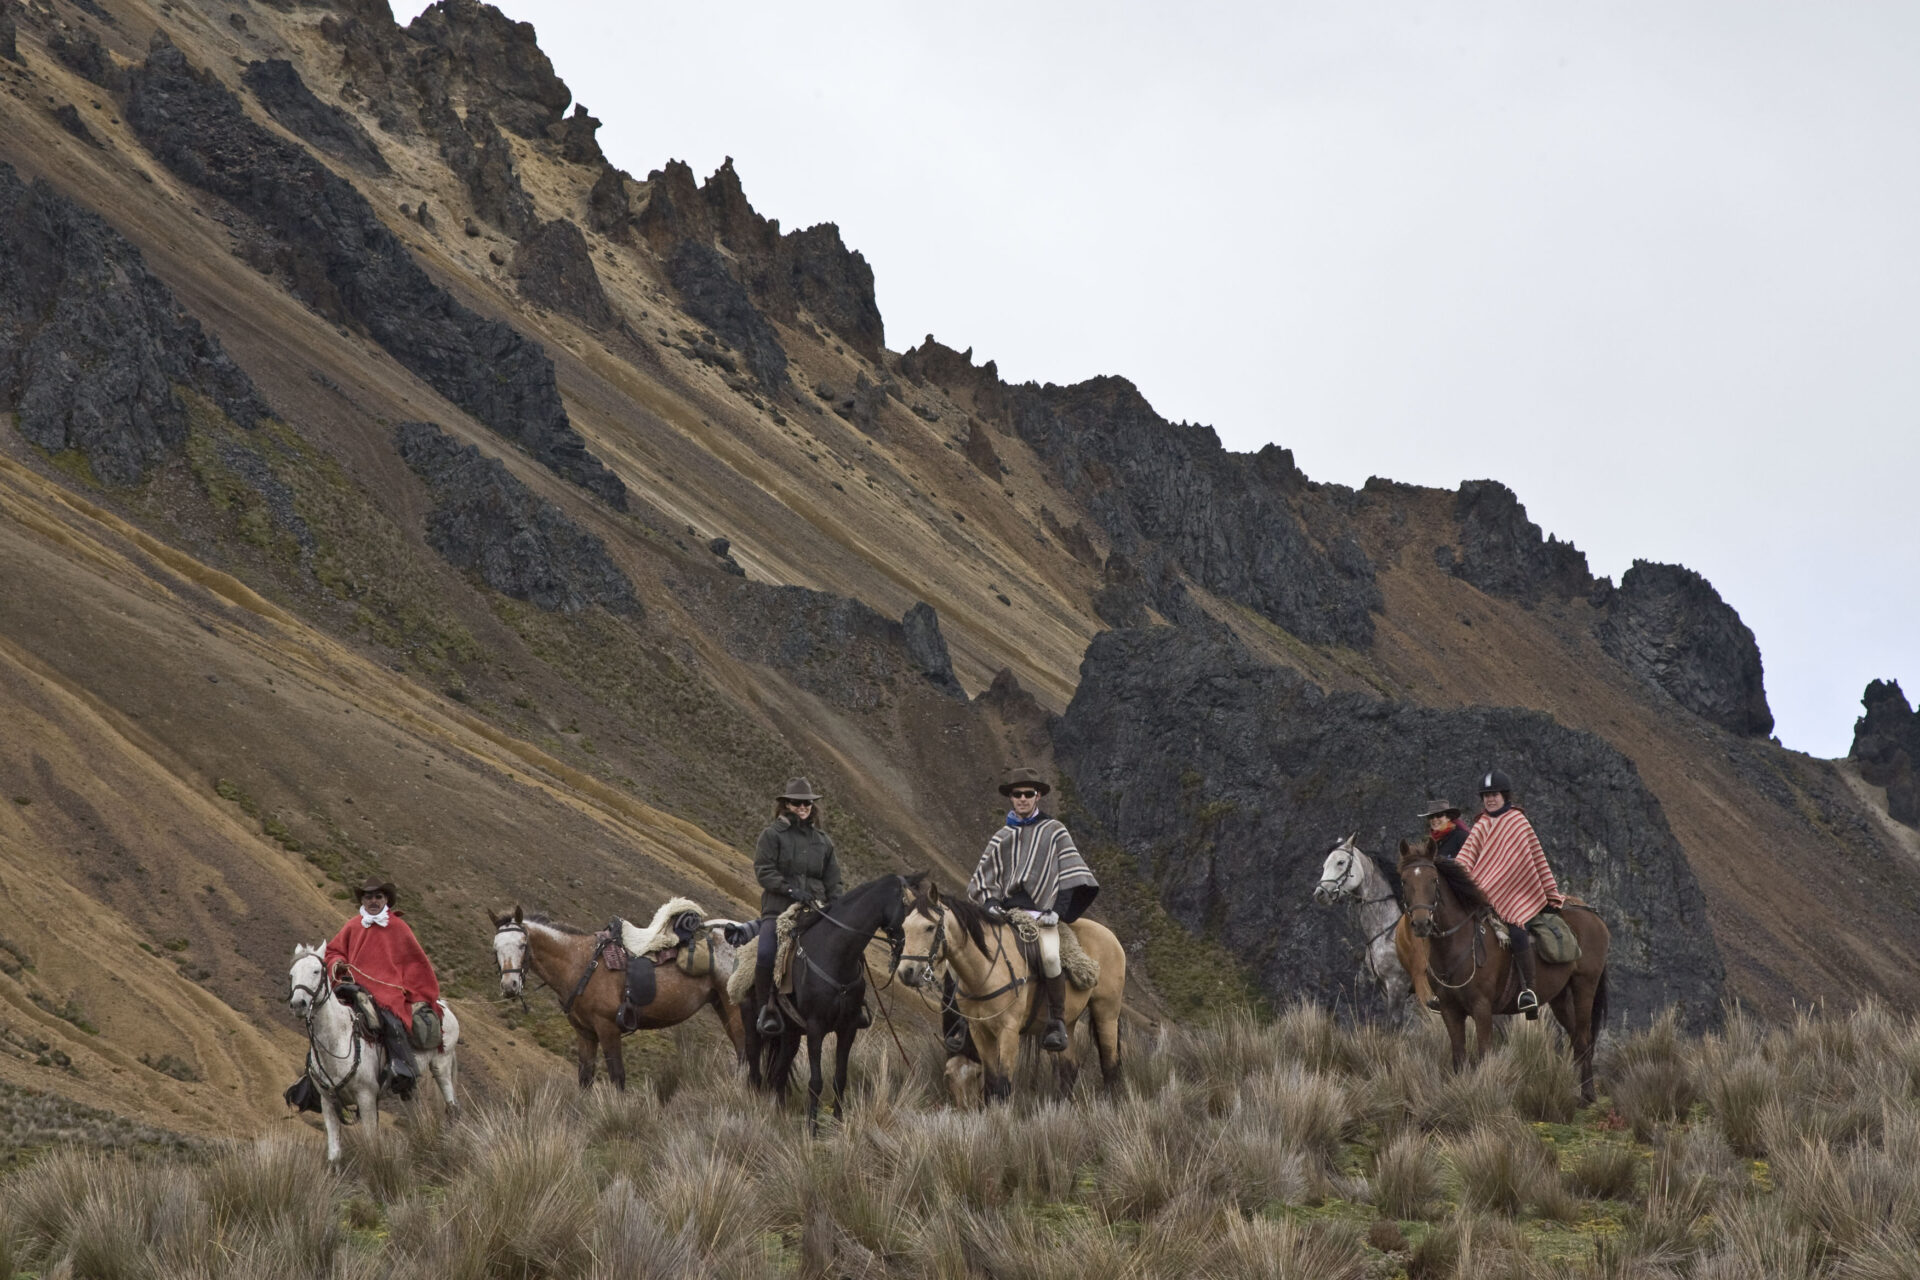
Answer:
[
  {"left": 494, "top": 927, "right": 528, "bottom": 995},
  {"left": 897, "top": 907, "right": 942, "bottom": 988}
]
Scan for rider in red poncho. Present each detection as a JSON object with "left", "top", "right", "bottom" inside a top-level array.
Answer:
[{"left": 324, "top": 877, "right": 441, "bottom": 1095}]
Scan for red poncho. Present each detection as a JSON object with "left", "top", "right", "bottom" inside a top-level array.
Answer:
[
  {"left": 1454, "top": 806, "right": 1565, "bottom": 925},
  {"left": 324, "top": 910, "right": 441, "bottom": 1027}
]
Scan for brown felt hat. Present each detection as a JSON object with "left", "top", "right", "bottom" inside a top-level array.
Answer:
[
  {"left": 1417, "top": 800, "right": 1460, "bottom": 820},
  {"left": 998, "top": 767, "right": 1051, "bottom": 797},
  {"left": 357, "top": 878, "right": 397, "bottom": 905},
  {"left": 776, "top": 777, "right": 824, "bottom": 802}
]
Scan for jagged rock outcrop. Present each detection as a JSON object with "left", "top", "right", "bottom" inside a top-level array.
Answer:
[
  {"left": 1853, "top": 680, "right": 1919, "bottom": 827},
  {"left": 551, "top": 103, "right": 602, "bottom": 165},
  {"left": 52, "top": 103, "right": 99, "bottom": 146},
  {"left": 1010, "top": 377, "right": 1381, "bottom": 647},
  {"left": 0, "top": 163, "right": 268, "bottom": 484},
  {"left": 899, "top": 337, "right": 1010, "bottom": 424},
  {"left": 404, "top": 0, "right": 570, "bottom": 140},
  {"left": 393, "top": 421, "right": 637, "bottom": 615},
  {"left": 1599, "top": 561, "right": 1774, "bottom": 737},
  {"left": 675, "top": 580, "right": 964, "bottom": 712},
  {"left": 1448, "top": 480, "right": 1593, "bottom": 604},
  {"left": 961, "top": 417, "right": 1001, "bottom": 477},
  {"left": 48, "top": 25, "right": 123, "bottom": 89},
  {"left": 1052, "top": 624, "right": 1724, "bottom": 1027},
  {"left": 586, "top": 165, "right": 633, "bottom": 241},
  {"left": 126, "top": 45, "right": 625, "bottom": 508},
  {"left": 429, "top": 103, "right": 535, "bottom": 237},
  {"left": 1, "top": 5, "right": 19, "bottom": 64},
  {"left": 1090, "top": 552, "right": 1150, "bottom": 629},
  {"left": 664, "top": 241, "right": 789, "bottom": 389},
  {"left": 242, "top": 59, "right": 389, "bottom": 174},
  {"left": 511, "top": 219, "right": 616, "bottom": 330},
  {"left": 639, "top": 158, "right": 884, "bottom": 359},
  {"left": 901, "top": 602, "right": 966, "bottom": 699}
]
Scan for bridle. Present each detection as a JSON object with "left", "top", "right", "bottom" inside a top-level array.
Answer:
[
  {"left": 793, "top": 901, "right": 907, "bottom": 998},
  {"left": 1400, "top": 856, "right": 1484, "bottom": 990},
  {"left": 493, "top": 920, "right": 536, "bottom": 1011},
  {"left": 900, "top": 902, "right": 1026, "bottom": 1010},
  {"left": 290, "top": 952, "right": 363, "bottom": 1094}
]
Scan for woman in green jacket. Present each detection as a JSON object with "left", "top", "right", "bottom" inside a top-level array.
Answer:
[{"left": 751, "top": 776, "right": 845, "bottom": 1035}]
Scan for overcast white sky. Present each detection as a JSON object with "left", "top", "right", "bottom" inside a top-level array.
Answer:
[{"left": 402, "top": 2, "right": 1918, "bottom": 758}]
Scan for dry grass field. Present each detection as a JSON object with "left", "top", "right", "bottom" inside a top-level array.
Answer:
[{"left": 5, "top": 1001, "right": 1920, "bottom": 1279}]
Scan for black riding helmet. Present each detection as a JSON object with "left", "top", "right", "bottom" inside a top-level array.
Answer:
[{"left": 1478, "top": 768, "right": 1515, "bottom": 798}]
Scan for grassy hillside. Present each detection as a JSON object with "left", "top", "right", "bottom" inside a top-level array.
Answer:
[{"left": 7, "top": 1004, "right": 1920, "bottom": 1278}]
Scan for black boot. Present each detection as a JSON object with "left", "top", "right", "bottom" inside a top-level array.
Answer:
[
  {"left": 754, "top": 955, "right": 783, "bottom": 1036},
  {"left": 380, "top": 1013, "right": 419, "bottom": 1097},
  {"left": 1041, "top": 974, "right": 1069, "bottom": 1052},
  {"left": 1511, "top": 927, "right": 1539, "bottom": 1019},
  {"left": 942, "top": 975, "right": 970, "bottom": 1057}
]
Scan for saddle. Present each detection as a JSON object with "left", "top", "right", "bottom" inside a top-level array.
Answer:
[
  {"left": 333, "top": 982, "right": 385, "bottom": 1042},
  {"left": 724, "top": 903, "right": 810, "bottom": 1007},
  {"left": 1004, "top": 915, "right": 1101, "bottom": 990},
  {"left": 1488, "top": 902, "right": 1589, "bottom": 965},
  {"left": 611, "top": 909, "right": 704, "bottom": 1032}
]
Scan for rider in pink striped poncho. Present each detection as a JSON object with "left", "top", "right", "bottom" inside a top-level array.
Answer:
[{"left": 1453, "top": 768, "right": 1564, "bottom": 1016}]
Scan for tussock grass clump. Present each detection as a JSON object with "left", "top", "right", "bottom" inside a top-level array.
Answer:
[
  {"left": 1565, "top": 1140, "right": 1641, "bottom": 1201},
  {"left": 1447, "top": 1121, "right": 1560, "bottom": 1217},
  {"left": 1371, "top": 1130, "right": 1440, "bottom": 1219},
  {"left": 1506, "top": 1019, "right": 1581, "bottom": 1122}
]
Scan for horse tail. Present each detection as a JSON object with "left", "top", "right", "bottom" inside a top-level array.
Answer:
[{"left": 1590, "top": 966, "right": 1610, "bottom": 1036}]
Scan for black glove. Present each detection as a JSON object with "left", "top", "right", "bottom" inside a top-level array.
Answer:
[{"left": 984, "top": 902, "right": 1008, "bottom": 924}]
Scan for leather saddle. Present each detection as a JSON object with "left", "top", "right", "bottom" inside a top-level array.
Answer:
[{"left": 614, "top": 912, "right": 701, "bottom": 1031}]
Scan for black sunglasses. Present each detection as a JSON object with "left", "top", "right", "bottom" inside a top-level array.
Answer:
[
  {"left": 1009, "top": 789, "right": 1038, "bottom": 799},
  {"left": 785, "top": 799, "right": 814, "bottom": 808}
]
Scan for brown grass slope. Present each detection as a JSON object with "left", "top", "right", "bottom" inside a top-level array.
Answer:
[{"left": 0, "top": 0, "right": 1909, "bottom": 1147}]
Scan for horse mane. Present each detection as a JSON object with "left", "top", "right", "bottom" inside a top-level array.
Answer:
[
  {"left": 923, "top": 891, "right": 991, "bottom": 956},
  {"left": 1363, "top": 849, "right": 1405, "bottom": 907},
  {"left": 1432, "top": 854, "right": 1490, "bottom": 913}
]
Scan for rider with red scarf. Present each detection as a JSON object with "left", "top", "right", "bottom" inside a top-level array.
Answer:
[{"left": 324, "top": 877, "right": 441, "bottom": 1095}]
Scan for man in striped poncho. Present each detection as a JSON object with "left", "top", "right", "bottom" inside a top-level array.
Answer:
[
  {"left": 1453, "top": 768, "right": 1565, "bottom": 1017},
  {"left": 967, "top": 767, "right": 1100, "bottom": 1051}
]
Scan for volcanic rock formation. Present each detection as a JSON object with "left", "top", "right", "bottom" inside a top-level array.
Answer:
[
  {"left": 0, "top": 163, "right": 268, "bottom": 484},
  {"left": 1599, "top": 560, "right": 1774, "bottom": 737},
  {"left": 1853, "top": 680, "right": 1920, "bottom": 827}
]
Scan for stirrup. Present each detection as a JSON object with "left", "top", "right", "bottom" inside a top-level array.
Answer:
[
  {"left": 1424, "top": 996, "right": 1442, "bottom": 1012},
  {"left": 756, "top": 1003, "right": 783, "bottom": 1036},
  {"left": 1516, "top": 988, "right": 1539, "bottom": 1019},
  {"left": 1041, "top": 1019, "right": 1068, "bottom": 1052},
  {"left": 943, "top": 1025, "right": 969, "bottom": 1056},
  {"left": 854, "top": 1003, "right": 872, "bottom": 1030}
]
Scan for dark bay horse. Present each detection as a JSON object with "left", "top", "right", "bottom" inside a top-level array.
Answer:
[
  {"left": 491, "top": 907, "right": 744, "bottom": 1091},
  {"left": 743, "top": 873, "right": 917, "bottom": 1133},
  {"left": 1397, "top": 839, "right": 1610, "bottom": 1101}
]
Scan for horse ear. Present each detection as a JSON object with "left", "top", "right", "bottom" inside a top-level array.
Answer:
[
  {"left": 902, "top": 870, "right": 926, "bottom": 890},
  {"left": 1399, "top": 838, "right": 1415, "bottom": 858},
  {"left": 513, "top": 905, "right": 524, "bottom": 925},
  {"left": 927, "top": 882, "right": 942, "bottom": 907},
  {"left": 485, "top": 908, "right": 500, "bottom": 928},
  {"left": 1347, "top": 833, "right": 1358, "bottom": 847}
]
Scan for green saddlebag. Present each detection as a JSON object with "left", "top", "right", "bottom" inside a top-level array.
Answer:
[
  {"left": 1527, "top": 912, "right": 1582, "bottom": 964},
  {"left": 409, "top": 1002, "right": 441, "bottom": 1050},
  {"left": 676, "top": 931, "right": 714, "bottom": 978}
]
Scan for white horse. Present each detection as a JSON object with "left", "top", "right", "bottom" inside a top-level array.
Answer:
[
  {"left": 1312, "top": 835, "right": 1415, "bottom": 1016},
  {"left": 287, "top": 943, "right": 459, "bottom": 1162}
]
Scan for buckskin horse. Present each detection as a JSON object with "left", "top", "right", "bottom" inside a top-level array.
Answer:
[
  {"left": 288, "top": 943, "right": 460, "bottom": 1162},
  {"left": 896, "top": 882, "right": 1125, "bottom": 1104},
  {"left": 1397, "top": 839, "right": 1610, "bottom": 1100},
  {"left": 490, "top": 906, "right": 744, "bottom": 1091},
  {"left": 741, "top": 873, "right": 919, "bottom": 1135}
]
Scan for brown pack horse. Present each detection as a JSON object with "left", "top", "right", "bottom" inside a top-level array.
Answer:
[
  {"left": 491, "top": 907, "right": 745, "bottom": 1090},
  {"left": 1397, "top": 839, "right": 1610, "bottom": 1101},
  {"left": 895, "top": 883, "right": 1125, "bottom": 1103}
]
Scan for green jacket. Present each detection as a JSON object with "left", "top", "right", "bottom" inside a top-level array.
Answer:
[{"left": 754, "top": 817, "right": 841, "bottom": 916}]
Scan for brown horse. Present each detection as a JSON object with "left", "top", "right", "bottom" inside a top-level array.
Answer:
[
  {"left": 895, "top": 883, "right": 1125, "bottom": 1103},
  {"left": 490, "top": 907, "right": 745, "bottom": 1090},
  {"left": 1397, "top": 839, "right": 1610, "bottom": 1101}
]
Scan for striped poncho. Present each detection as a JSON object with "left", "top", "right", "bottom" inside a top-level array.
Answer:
[
  {"left": 1454, "top": 805, "right": 1564, "bottom": 925},
  {"left": 967, "top": 814, "right": 1100, "bottom": 922}
]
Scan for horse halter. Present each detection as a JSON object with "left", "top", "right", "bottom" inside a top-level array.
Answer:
[
  {"left": 897, "top": 905, "right": 947, "bottom": 978},
  {"left": 289, "top": 959, "right": 329, "bottom": 1023},
  {"left": 494, "top": 920, "right": 530, "bottom": 982}
]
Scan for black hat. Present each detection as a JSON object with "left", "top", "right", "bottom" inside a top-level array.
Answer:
[
  {"left": 1478, "top": 769, "right": 1515, "bottom": 796},
  {"left": 998, "top": 766, "right": 1051, "bottom": 797},
  {"left": 1418, "top": 800, "right": 1461, "bottom": 820},
  {"left": 357, "top": 877, "right": 397, "bottom": 905},
  {"left": 777, "top": 777, "right": 824, "bottom": 802}
]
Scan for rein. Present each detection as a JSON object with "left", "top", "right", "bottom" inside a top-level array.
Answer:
[
  {"left": 1401, "top": 857, "right": 1488, "bottom": 991},
  {"left": 292, "top": 960, "right": 367, "bottom": 1101},
  {"left": 905, "top": 906, "right": 1027, "bottom": 1009}
]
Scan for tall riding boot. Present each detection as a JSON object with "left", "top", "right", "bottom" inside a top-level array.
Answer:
[
  {"left": 1041, "top": 974, "right": 1069, "bottom": 1052},
  {"left": 942, "top": 974, "right": 970, "bottom": 1056},
  {"left": 1511, "top": 928, "right": 1540, "bottom": 1019},
  {"left": 754, "top": 954, "right": 783, "bottom": 1036},
  {"left": 381, "top": 1014, "right": 419, "bottom": 1097}
]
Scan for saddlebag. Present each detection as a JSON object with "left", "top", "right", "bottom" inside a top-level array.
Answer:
[
  {"left": 1528, "top": 911, "right": 1582, "bottom": 964},
  {"left": 408, "top": 1002, "right": 441, "bottom": 1051},
  {"left": 676, "top": 931, "right": 714, "bottom": 978}
]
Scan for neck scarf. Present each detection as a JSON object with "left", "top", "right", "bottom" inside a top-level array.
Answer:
[
  {"left": 1006, "top": 809, "right": 1045, "bottom": 828},
  {"left": 359, "top": 906, "right": 390, "bottom": 928}
]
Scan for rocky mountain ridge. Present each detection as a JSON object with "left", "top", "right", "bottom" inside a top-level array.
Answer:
[{"left": 0, "top": 0, "right": 1910, "bottom": 1137}]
